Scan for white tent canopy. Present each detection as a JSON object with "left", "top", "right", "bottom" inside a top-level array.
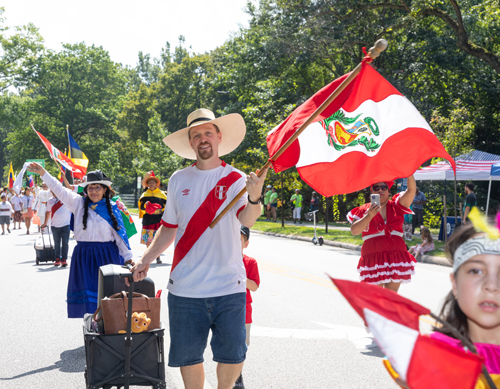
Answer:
[
  {"left": 413, "top": 150, "right": 500, "bottom": 215},
  {"left": 414, "top": 150, "right": 500, "bottom": 181}
]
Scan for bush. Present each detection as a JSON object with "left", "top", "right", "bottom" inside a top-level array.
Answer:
[{"left": 423, "top": 197, "right": 444, "bottom": 229}]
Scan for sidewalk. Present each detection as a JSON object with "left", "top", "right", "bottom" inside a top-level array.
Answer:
[
  {"left": 129, "top": 211, "right": 449, "bottom": 267},
  {"left": 267, "top": 219, "right": 440, "bottom": 240},
  {"left": 252, "top": 222, "right": 451, "bottom": 268}
]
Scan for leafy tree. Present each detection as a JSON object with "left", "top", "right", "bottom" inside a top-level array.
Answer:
[
  {"left": 0, "top": 7, "right": 44, "bottom": 92},
  {"left": 25, "top": 42, "right": 127, "bottom": 165},
  {"left": 135, "top": 113, "right": 183, "bottom": 184},
  {"left": 431, "top": 100, "right": 475, "bottom": 158},
  {"left": 274, "top": 0, "right": 500, "bottom": 74},
  {"left": 116, "top": 83, "right": 156, "bottom": 142}
]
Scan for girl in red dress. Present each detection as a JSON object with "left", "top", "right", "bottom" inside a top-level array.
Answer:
[{"left": 347, "top": 176, "right": 417, "bottom": 293}]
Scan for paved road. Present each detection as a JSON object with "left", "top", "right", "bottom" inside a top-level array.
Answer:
[{"left": 0, "top": 217, "right": 452, "bottom": 388}]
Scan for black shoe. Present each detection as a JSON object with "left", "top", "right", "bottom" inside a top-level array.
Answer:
[{"left": 233, "top": 373, "right": 245, "bottom": 389}]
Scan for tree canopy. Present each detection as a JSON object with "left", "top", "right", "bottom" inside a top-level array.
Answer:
[{"left": 1, "top": 1, "right": 499, "bottom": 217}]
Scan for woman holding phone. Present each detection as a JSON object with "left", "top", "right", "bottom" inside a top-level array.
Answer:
[{"left": 347, "top": 177, "right": 417, "bottom": 293}]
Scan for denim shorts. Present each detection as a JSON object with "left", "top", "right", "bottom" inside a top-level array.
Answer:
[{"left": 167, "top": 292, "right": 247, "bottom": 367}]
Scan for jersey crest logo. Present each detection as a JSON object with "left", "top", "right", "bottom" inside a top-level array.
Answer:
[
  {"left": 215, "top": 185, "right": 227, "bottom": 200},
  {"left": 182, "top": 189, "right": 190, "bottom": 196}
]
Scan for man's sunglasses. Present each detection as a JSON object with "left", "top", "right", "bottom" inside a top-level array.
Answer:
[{"left": 372, "top": 185, "right": 389, "bottom": 191}]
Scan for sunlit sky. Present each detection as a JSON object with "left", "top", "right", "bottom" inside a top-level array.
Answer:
[{"left": 2, "top": 0, "right": 254, "bottom": 67}]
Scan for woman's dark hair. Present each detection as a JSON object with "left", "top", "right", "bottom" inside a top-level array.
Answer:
[
  {"left": 82, "top": 195, "right": 91, "bottom": 230},
  {"left": 82, "top": 185, "right": 120, "bottom": 231},
  {"left": 433, "top": 223, "right": 478, "bottom": 341}
]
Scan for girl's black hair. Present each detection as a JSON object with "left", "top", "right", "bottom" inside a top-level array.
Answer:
[
  {"left": 433, "top": 223, "right": 478, "bottom": 341},
  {"left": 105, "top": 190, "right": 120, "bottom": 231},
  {"left": 82, "top": 185, "right": 120, "bottom": 231}
]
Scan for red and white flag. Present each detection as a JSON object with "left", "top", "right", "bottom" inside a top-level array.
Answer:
[
  {"left": 330, "top": 277, "right": 483, "bottom": 389},
  {"left": 267, "top": 63, "right": 456, "bottom": 195},
  {"left": 34, "top": 129, "right": 84, "bottom": 179}
]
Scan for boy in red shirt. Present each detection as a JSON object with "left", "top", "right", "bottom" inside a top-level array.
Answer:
[{"left": 234, "top": 226, "right": 260, "bottom": 389}]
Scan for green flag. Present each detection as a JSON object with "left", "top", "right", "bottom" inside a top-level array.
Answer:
[{"left": 112, "top": 195, "right": 138, "bottom": 239}]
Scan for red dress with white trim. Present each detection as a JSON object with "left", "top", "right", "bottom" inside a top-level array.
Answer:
[{"left": 347, "top": 193, "right": 416, "bottom": 284}]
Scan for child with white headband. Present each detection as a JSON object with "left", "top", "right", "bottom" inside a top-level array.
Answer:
[{"left": 430, "top": 222, "right": 500, "bottom": 387}]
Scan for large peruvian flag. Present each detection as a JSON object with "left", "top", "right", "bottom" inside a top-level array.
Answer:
[
  {"left": 267, "top": 63, "right": 456, "bottom": 195},
  {"left": 34, "top": 129, "right": 84, "bottom": 179},
  {"left": 330, "top": 277, "right": 484, "bottom": 388}
]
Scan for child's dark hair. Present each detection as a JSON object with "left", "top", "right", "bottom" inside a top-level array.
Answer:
[
  {"left": 240, "top": 226, "right": 250, "bottom": 242},
  {"left": 433, "top": 223, "right": 477, "bottom": 341},
  {"left": 82, "top": 185, "right": 120, "bottom": 231}
]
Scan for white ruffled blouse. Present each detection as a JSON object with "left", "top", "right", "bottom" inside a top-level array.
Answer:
[{"left": 42, "top": 172, "right": 133, "bottom": 261}]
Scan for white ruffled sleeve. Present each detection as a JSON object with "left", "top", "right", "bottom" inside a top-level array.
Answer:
[{"left": 41, "top": 171, "right": 83, "bottom": 214}]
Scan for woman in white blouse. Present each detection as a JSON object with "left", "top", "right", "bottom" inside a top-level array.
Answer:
[
  {"left": 28, "top": 162, "right": 133, "bottom": 318},
  {"left": 21, "top": 188, "right": 34, "bottom": 234}
]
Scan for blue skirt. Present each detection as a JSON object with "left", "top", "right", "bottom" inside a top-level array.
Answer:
[{"left": 67, "top": 241, "right": 124, "bottom": 318}]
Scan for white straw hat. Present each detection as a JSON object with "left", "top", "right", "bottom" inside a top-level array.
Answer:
[{"left": 163, "top": 108, "right": 246, "bottom": 160}]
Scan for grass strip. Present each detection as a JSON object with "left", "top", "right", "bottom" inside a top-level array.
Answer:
[{"left": 252, "top": 219, "right": 446, "bottom": 257}]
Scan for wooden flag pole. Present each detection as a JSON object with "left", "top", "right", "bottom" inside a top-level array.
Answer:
[{"left": 209, "top": 39, "right": 388, "bottom": 228}]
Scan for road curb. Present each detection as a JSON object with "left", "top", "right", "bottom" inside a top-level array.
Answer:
[{"left": 251, "top": 230, "right": 451, "bottom": 267}]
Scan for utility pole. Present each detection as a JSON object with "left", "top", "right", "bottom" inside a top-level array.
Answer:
[
  {"left": 281, "top": 172, "right": 285, "bottom": 227},
  {"left": 325, "top": 196, "right": 329, "bottom": 233},
  {"left": 134, "top": 172, "right": 138, "bottom": 208}
]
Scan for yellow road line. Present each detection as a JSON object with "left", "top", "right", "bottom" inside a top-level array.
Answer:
[{"left": 258, "top": 259, "right": 334, "bottom": 283}]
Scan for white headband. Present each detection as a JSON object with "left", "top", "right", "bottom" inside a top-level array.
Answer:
[{"left": 454, "top": 235, "right": 500, "bottom": 272}]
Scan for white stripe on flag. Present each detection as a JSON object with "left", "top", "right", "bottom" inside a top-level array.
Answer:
[
  {"left": 12, "top": 162, "right": 30, "bottom": 195},
  {"left": 296, "top": 94, "right": 432, "bottom": 168},
  {"left": 363, "top": 308, "right": 419, "bottom": 382}
]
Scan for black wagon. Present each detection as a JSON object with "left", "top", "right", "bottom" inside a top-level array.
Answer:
[{"left": 83, "top": 272, "right": 166, "bottom": 389}]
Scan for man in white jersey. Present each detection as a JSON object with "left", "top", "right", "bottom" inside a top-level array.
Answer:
[{"left": 130, "top": 108, "right": 267, "bottom": 389}]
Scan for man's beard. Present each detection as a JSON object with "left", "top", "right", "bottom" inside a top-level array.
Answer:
[{"left": 197, "top": 143, "right": 214, "bottom": 160}]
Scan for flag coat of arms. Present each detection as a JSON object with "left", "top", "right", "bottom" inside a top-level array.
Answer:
[
  {"left": 267, "top": 63, "right": 456, "bottom": 195},
  {"left": 330, "top": 277, "right": 484, "bottom": 389}
]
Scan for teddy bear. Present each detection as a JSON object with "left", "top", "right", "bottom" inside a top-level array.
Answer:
[{"left": 118, "top": 312, "right": 151, "bottom": 334}]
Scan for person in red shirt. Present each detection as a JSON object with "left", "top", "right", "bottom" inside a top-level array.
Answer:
[{"left": 234, "top": 225, "right": 260, "bottom": 389}]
